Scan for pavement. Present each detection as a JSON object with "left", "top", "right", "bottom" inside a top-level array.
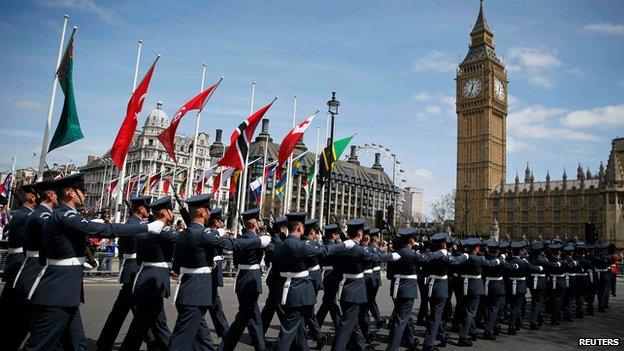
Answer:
[{"left": 77, "top": 277, "right": 623, "bottom": 350}]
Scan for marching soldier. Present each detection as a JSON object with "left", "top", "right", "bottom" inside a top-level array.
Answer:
[
  {"left": 315, "top": 223, "right": 342, "bottom": 329},
  {"left": 261, "top": 216, "right": 288, "bottom": 336},
  {"left": 359, "top": 225, "right": 376, "bottom": 342},
  {"left": 367, "top": 228, "right": 384, "bottom": 329},
  {"left": 272, "top": 212, "right": 351, "bottom": 351},
  {"left": 561, "top": 244, "right": 579, "bottom": 322},
  {"left": 206, "top": 208, "right": 231, "bottom": 337},
  {"left": 330, "top": 218, "right": 398, "bottom": 351},
  {"left": 97, "top": 196, "right": 153, "bottom": 351},
  {"left": 25, "top": 173, "right": 162, "bottom": 351},
  {"left": 505, "top": 241, "right": 543, "bottom": 335},
  {"left": 527, "top": 242, "right": 549, "bottom": 330},
  {"left": 415, "top": 236, "right": 431, "bottom": 327},
  {"left": 481, "top": 240, "right": 508, "bottom": 339},
  {"left": 302, "top": 218, "right": 329, "bottom": 349},
  {"left": 585, "top": 244, "right": 598, "bottom": 315},
  {"left": 574, "top": 242, "right": 590, "bottom": 319},
  {"left": 120, "top": 196, "right": 177, "bottom": 351},
  {"left": 386, "top": 227, "right": 430, "bottom": 351},
  {"left": 219, "top": 208, "right": 267, "bottom": 351},
  {"left": 547, "top": 243, "right": 567, "bottom": 325},
  {"left": 168, "top": 195, "right": 270, "bottom": 350},
  {"left": 594, "top": 243, "right": 614, "bottom": 312},
  {"left": 7, "top": 181, "right": 57, "bottom": 350}
]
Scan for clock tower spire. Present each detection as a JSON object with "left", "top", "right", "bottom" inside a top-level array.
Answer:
[{"left": 455, "top": 0, "right": 508, "bottom": 235}]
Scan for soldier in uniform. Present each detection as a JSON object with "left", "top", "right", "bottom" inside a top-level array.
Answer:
[
  {"left": 120, "top": 196, "right": 177, "bottom": 351},
  {"left": 386, "top": 227, "right": 431, "bottom": 351},
  {"left": 527, "top": 242, "right": 549, "bottom": 330},
  {"left": 272, "top": 212, "right": 351, "bottom": 351},
  {"left": 261, "top": 216, "right": 288, "bottom": 336},
  {"left": 547, "top": 243, "right": 567, "bottom": 325},
  {"left": 574, "top": 242, "right": 590, "bottom": 319},
  {"left": 505, "top": 241, "right": 543, "bottom": 335},
  {"left": 481, "top": 240, "right": 509, "bottom": 339},
  {"left": 0, "top": 183, "right": 37, "bottom": 336},
  {"left": 367, "top": 228, "right": 384, "bottom": 329},
  {"left": 584, "top": 244, "right": 598, "bottom": 315},
  {"left": 97, "top": 196, "right": 153, "bottom": 351},
  {"left": 219, "top": 208, "right": 267, "bottom": 351},
  {"left": 315, "top": 223, "right": 342, "bottom": 329},
  {"left": 330, "top": 218, "right": 398, "bottom": 351},
  {"left": 25, "top": 173, "right": 162, "bottom": 350},
  {"left": 206, "top": 208, "right": 231, "bottom": 337},
  {"left": 7, "top": 181, "right": 57, "bottom": 350},
  {"left": 594, "top": 243, "right": 614, "bottom": 313},
  {"left": 415, "top": 235, "right": 430, "bottom": 326},
  {"left": 168, "top": 195, "right": 270, "bottom": 350}
]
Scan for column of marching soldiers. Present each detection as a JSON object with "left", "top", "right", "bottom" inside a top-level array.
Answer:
[{"left": 0, "top": 174, "right": 617, "bottom": 351}]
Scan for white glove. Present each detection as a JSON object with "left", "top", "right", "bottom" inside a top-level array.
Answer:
[
  {"left": 462, "top": 253, "right": 469, "bottom": 259},
  {"left": 217, "top": 228, "right": 227, "bottom": 237},
  {"left": 391, "top": 252, "right": 401, "bottom": 261},
  {"left": 83, "top": 262, "right": 94, "bottom": 270},
  {"left": 147, "top": 220, "right": 165, "bottom": 234},
  {"left": 259, "top": 235, "right": 271, "bottom": 248},
  {"left": 538, "top": 266, "right": 544, "bottom": 271},
  {"left": 343, "top": 240, "right": 356, "bottom": 249},
  {"left": 500, "top": 253, "right": 506, "bottom": 260}
]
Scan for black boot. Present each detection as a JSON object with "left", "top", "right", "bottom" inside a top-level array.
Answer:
[
  {"left": 457, "top": 338, "right": 474, "bottom": 347},
  {"left": 529, "top": 323, "right": 539, "bottom": 330},
  {"left": 482, "top": 331, "right": 496, "bottom": 340}
]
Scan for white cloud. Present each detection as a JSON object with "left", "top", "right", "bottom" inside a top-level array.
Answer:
[
  {"left": 0, "top": 129, "right": 40, "bottom": 139},
  {"left": 412, "top": 90, "right": 431, "bottom": 102},
  {"left": 405, "top": 168, "right": 434, "bottom": 183},
  {"left": 37, "top": 0, "right": 119, "bottom": 26},
  {"left": 507, "top": 136, "right": 535, "bottom": 153},
  {"left": 506, "top": 47, "right": 561, "bottom": 88},
  {"left": 11, "top": 99, "right": 45, "bottom": 111},
  {"left": 618, "top": 79, "right": 624, "bottom": 88},
  {"left": 507, "top": 105, "right": 567, "bottom": 128},
  {"left": 508, "top": 105, "right": 600, "bottom": 141},
  {"left": 507, "top": 95, "right": 520, "bottom": 110},
  {"left": 583, "top": 23, "right": 624, "bottom": 35},
  {"left": 412, "top": 51, "right": 457, "bottom": 73},
  {"left": 560, "top": 104, "right": 624, "bottom": 128},
  {"left": 425, "top": 105, "right": 440, "bottom": 114}
]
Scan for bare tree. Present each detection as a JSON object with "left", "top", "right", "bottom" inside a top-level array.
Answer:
[{"left": 430, "top": 190, "right": 455, "bottom": 223}]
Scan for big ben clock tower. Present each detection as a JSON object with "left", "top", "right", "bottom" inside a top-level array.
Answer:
[{"left": 456, "top": 0, "right": 507, "bottom": 234}]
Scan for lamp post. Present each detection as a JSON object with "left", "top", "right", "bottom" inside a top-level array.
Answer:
[
  {"left": 324, "top": 92, "right": 340, "bottom": 225},
  {"left": 464, "top": 182, "right": 469, "bottom": 236}
]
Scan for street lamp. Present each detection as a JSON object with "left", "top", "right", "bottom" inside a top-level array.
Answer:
[
  {"left": 464, "top": 182, "right": 469, "bottom": 236},
  {"left": 325, "top": 92, "right": 340, "bottom": 225}
]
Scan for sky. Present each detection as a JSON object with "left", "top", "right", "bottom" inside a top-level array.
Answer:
[{"left": 1, "top": 0, "right": 623, "bottom": 217}]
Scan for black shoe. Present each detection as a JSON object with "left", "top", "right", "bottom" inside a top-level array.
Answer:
[
  {"left": 314, "top": 334, "right": 329, "bottom": 350},
  {"left": 586, "top": 310, "right": 594, "bottom": 316},
  {"left": 438, "top": 335, "right": 450, "bottom": 347},
  {"left": 563, "top": 317, "right": 574, "bottom": 322},
  {"left": 550, "top": 321, "right": 561, "bottom": 326},
  {"left": 529, "top": 323, "right": 539, "bottom": 330},
  {"left": 422, "top": 346, "right": 439, "bottom": 351},
  {"left": 470, "top": 333, "right": 478, "bottom": 341},
  {"left": 482, "top": 332, "right": 496, "bottom": 340},
  {"left": 576, "top": 314, "right": 583, "bottom": 319},
  {"left": 507, "top": 328, "right": 517, "bottom": 335},
  {"left": 457, "top": 338, "right": 473, "bottom": 347},
  {"left": 365, "top": 331, "right": 377, "bottom": 344},
  {"left": 493, "top": 326, "right": 500, "bottom": 336}
]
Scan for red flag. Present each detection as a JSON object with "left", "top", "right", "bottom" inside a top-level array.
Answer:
[
  {"left": 276, "top": 112, "right": 317, "bottom": 179},
  {"left": 218, "top": 99, "right": 276, "bottom": 170},
  {"left": 229, "top": 170, "right": 241, "bottom": 196},
  {"left": 157, "top": 79, "right": 222, "bottom": 163},
  {"left": 212, "top": 167, "right": 235, "bottom": 198},
  {"left": 110, "top": 57, "right": 159, "bottom": 170},
  {"left": 107, "top": 178, "right": 119, "bottom": 194}
]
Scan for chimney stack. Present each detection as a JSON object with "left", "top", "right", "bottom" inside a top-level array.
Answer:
[
  {"left": 372, "top": 152, "right": 384, "bottom": 171},
  {"left": 210, "top": 128, "right": 224, "bottom": 157},
  {"left": 255, "top": 118, "right": 273, "bottom": 143},
  {"left": 346, "top": 145, "right": 360, "bottom": 165}
]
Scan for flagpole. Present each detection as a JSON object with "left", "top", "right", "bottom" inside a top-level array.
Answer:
[
  {"left": 187, "top": 63, "right": 207, "bottom": 197},
  {"left": 258, "top": 128, "right": 270, "bottom": 215},
  {"left": 114, "top": 39, "right": 143, "bottom": 223},
  {"left": 235, "top": 81, "right": 255, "bottom": 231},
  {"left": 7, "top": 154, "right": 17, "bottom": 209},
  {"left": 319, "top": 113, "right": 330, "bottom": 226},
  {"left": 310, "top": 126, "right": 320, "bottom": 218},
  {"left": 38, "top": 15, "right": 69, "bottom": 180},
  {"left": 283, "top": 95, "right": 297, "bottom": 214},
  {"left": 98, "top": 162, "right": 109, "bottom": 212}
]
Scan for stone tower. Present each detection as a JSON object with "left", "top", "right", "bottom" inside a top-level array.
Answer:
[{"left": 455, "top": 1, "right": 508, "bottom": 234}]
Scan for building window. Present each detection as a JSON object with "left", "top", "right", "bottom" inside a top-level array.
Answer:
[{"left": 148, "top": 139, "right": 153, "bottom": 146}]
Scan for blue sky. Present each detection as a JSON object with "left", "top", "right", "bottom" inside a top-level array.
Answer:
[{"left": 1, "top": 0, "right": 623, "bottom": 217}]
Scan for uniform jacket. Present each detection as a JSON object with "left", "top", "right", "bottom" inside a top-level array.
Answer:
[
  {"left": 320, "top": 239, "right": 341, "bottom": 292},
  {"left": 423, "top": 250, "right": 468, "bottom": 299},
  {"left": 133, "top": 225, "right": 177, "bottom": 298},
  {"left": 118, "top": 215, "right": 144, "bottom": 285},
  {"left": 506, "top": 256, "right": 542, "bottom": 295},
  {"left": 386, "top": 246, "right": 430, "bottom": 299},
  {"left": 2, "top": 205, "right": 34, "bottom": 283},
  {"left": 14, "top": 203, "right": 52, "bottom": 296},
  {"left": 527, "top": 254, "right": 551, "bottom": 290},
  {"left": 233, "top": 228, "right": 265, "bottom": 295},
  {"left": 547, "top": 257, "right": 568, "bottom": 290},
  {"left": 208, "top": 227, "right": 226, "bottom": 287},
  {"left": 264, "top": 235, "right": 282, "bottom": 289},
  {"left": 302, "top": 236, "right": 323, "bottom": 292}
]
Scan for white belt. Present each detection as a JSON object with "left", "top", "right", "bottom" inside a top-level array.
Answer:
[
  {"left": 550, "top": 274, "right": 566, "bottom": 289},
  {"left": 392, "top": 274, "right": 417, "bottom": 299},
  {"left": 213, "top": 255, "right": 224, "bottom": 261},
  {"left": 132, "top": 262, "right": 172, "bottom": 293},
  {"left": 28, "top": 257, "right": 85, "bottom": 300},
  {"left": 173, "top": 266, "right": 212, "bottom": 304},
  {"left": 462, "top": 274, "right": 482, "bottom": 296},
  {"left": 308, "top": 265, "right": 321, "bottom": 272},
  {"left": 234, "top": 264, "right": 261, "bottom": 293},
  {"left": 596, "top": 268, "right": 609, "bottom": 272},
  {"left": 372, "top": 266, "right": 381, "bottom": 271},
  {"left": 280, "top": 271, "right": 310, "bottom": 305},
  {"left": 118, "top": 254, "right": 137, "bottom": 283},
  {"left": 509, "top": 277, "right": 526, "bottom": 295},
  {"left": 8, "top": 247, "right": 23, "bottom": 254},
  {"left": 531, "top": 274, "right": 546, "bottom": 289},
  {"left": 321, "top": 266, "right": 333, "bottom": 284},
  {"left": 337, "top": 273, "right": 365, "bottom": 303},
  {"left": 12, "top": 251, "right": 41, "bottom": 289},
  {"left": 427, "top": 274, "right": 447, "bottom": 297},
  {"left": 26, "top": 250, "right": 39, "bottom": 258},
  {"left": 363, "top": 269, "right": 373, "bottom": 274},
  {"left": 123, "top": 253, "right": 137, "bottom": 259},
  {"left": 589, "top": 272, "right": 593, "bottom": 283},
  {"left": 484, "top": 276, "right": 503, "bottom": 295}
]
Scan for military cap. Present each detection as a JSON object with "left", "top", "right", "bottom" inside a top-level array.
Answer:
[
  {"left": 363, "top": 225, "right": 371, "bottom": 234},
  {"left": 369, "top": 228, "right": 380, "bottom": 237},
  {"left": 511, "top": 241, "right": 527, "bottom": 249},
  {"left": 241, "top": 208, "right": 260, "bottom": 221},
  {"left": 304, "top": 219, "right": 319, "bottom": 231},
  {"left": 272, "top": 216, "right": 287, "bottom": 228},
  {"left": 563, "top": 245, "right": 575, "bottom": 252},
  {"left": 463, "top": 237, "right": 482, "bottom": 247},
  {"left": 185, "top": 194, "right": 211, "bottom": 208},
  {"left": 575, "top": 241, "right": 586, "bottom": 249},
  {"left": 150, "top": 196, "right": 173, "bottom": 211},
  {"left": 485, "top": 240, "right": 499, "bottom": 249},
  {"left": 585, "top": 243, "right": 595, "bottom": 250},
  {"left": 499, "top": 241, "right": 510, "bottom": 249},
  {"left": 431, "top": 232, "right": 448, "bottom": 242},
  {"left": 209, "top": 208, "right": 224, "bottom": 221},
  {"left": 53, "top": 173, "right": 85, "bottom": 192},
  {"left": 531, "top": 242, "right": 545, "bottom": 250},
  {"left": 421, "top": 236, "right": 430, "bottom": 243},
  {"left": 548, "top": 243, "right": 563, "bottom": 250},
  {"left": 130, "top": 196, "right": 152, "bottom": 207},
  {"left": 596, "top": 243, "right": 608, "bottom": 250},
  {"left": 323, "top": 223, "right": 339, "bottom": 234},
  {"left": 19, "top": 183, "right": 37, "bottom": 195},
  {"left": 346, "top": 218, "right": 366, "bottom": 235},
  {"left": 397, "top": 227, "right": 417, "bottom": 238},
  {"left": 285, "top": 212, "right": 306, "bottom": 224}
]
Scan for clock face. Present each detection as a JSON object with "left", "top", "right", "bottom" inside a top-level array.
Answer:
[
  {"left": 494, "top": 78, "right": 505, "bottom": 100},
  {"left": 462, "top": 78, "right": 482, "bottom": 99}
]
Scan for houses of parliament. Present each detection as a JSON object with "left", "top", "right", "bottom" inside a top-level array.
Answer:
[{"left": 454, "top": 2, "right": 624, "bottom": 247}]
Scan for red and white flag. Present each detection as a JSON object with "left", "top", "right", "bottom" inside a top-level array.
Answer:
[
  {"left": 218, "top": 99, "right": 276, "bottom": 170},
  {"left": 110, "top": 56, "right": 159, "bottom": 170},
  {"left": 211, "top": 167, "right": 235, "bottom": 198},
  {"left": 157, "top": 78, "right": 223, "bottom": 163},
  {"left": 276, "top": 111, "right": 318, "bottom": 179},
  {"left": 193, "top": 165, "right": 218, "bottom": 195}
]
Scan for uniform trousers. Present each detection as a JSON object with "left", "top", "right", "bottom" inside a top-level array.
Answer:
[
  {"left": 387, "top": 297, "right": 417, "bottom": 351},
  {"left": 274, "top": 305, "right": 309, "bottom": 351},
  {"left": 207, "top": 284, "right": 229, "bottom": 337},
  {"left": 168, "top": 305, "right": 216, "bottom": 351},
  {"left": 484, "top": 294, "right": 504, "bottom": 334},
  {"left": 459, "top": 295, "right": 479, "bottom": 339},
  {"left": 508, "top": 294, "right": 524, "bottom": 331},
  {"left": 424, "top": 297, "right": 446, "bottom": 348},
  {"left": 3, "top": 295, "right": 32, "bottom": 350},
  {"left": 550, "top": 288, "right": 565, "bottom": 323},
  {"left": 529, "top": 289, "right": 545, "bottom": 325},
  {"left": 261, "top": 287, "right": 284, "bottom": 335},
  {"left": 331, "top": 301, "right": 367, "bottom": 351},
  {"left": 120, "top": 296, "right": 171, "bottom": 351},
  {"left": 219, "top": 293, "right": 265, "bottom": 351},
  {"left": 25, "top": 305, "right": 87, "bottom": 351},
  {"left": 315, "top": 287, "right": 341, "bottom": 328}
]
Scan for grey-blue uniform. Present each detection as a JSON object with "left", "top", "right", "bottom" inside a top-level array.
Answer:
[
  {"left": 592, "top": 244, "right": 613, "bottom": 312},
  {"left": 546, "top": 243, "right": 567, "bottom": 325},
  {"left": 300, "top": 218, "right": 327, "bottom": 346},
  {"left": 481, "top": 240, "right": 513, "bottom": 339},
  {"left": 422, "top": 232, "right": 467, "bottom": 351},
  {"left": 315, "top": 223, "right": 342, "bottom": 328},
  {"left": 120, "top": 196, "right": 176, "bottom": 351},
  {"left": 331, "top": 219, "right": 395, "bottom": 351},
  {"left": 506, "top": 241, "right": 544, "bottom": 334},
  {"left": 0, "top": 184, "right": 36, "bottom": 337},
  {"left": 358, "top": 226, "right": 377, "bottom": 341},
  {"left": 261, "top": 216, "right": 286, "bottom": 336},
  {"left": 219, "top": 208, "right": 266, "bottom": 351},
  {"left": 574, "top": 242, "right": 591, "bottom": 319},
  {"left": 6, "top": 182, "right": 55, "bottom": 351},
  {"left": 367, "top": 228, "right": 384, "bottom": 329},
  {"left": 25, "top": 173, "right": 150, "bottom": 351},
  {"left": 584, "top": 244, "right": 598, "bottom": 315},
  {"left": 386, "top": 228, "right": 431, "bottom": 351},
  {"left": 527, "top": 242, "right": 550, "bottom": 330},
  {"left": 561, "top": 245, "right": 580, "bottom": 321},
  {"left": 169, "top": 195, "right": 266, "bottom": 351},
  {"left": 206, "top": 208, "right": 230, "bottom": 337},
  {"left": 97, "top": 196, "right": 152, "bottom": 351},
  {"left": 273, "top": 213, "right": 347, "bottom": 351}
]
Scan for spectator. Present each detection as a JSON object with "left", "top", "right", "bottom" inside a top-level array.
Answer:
[
  {"left": 175, "top": 219, "right": 186, "bottom": 232},
  {"left": 98, "top": 238, "right": 117, "bottom": 272}
]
